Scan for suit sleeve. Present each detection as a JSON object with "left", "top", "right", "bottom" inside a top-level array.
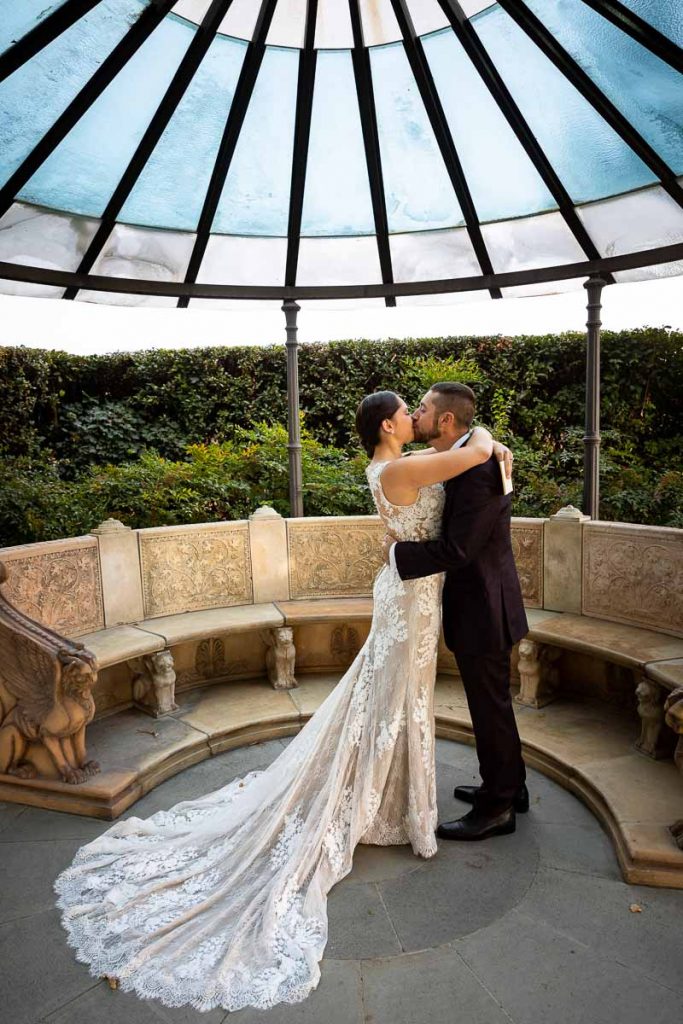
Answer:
[{"left": 394, "top": 492, "right": 509, "bottom": 581}]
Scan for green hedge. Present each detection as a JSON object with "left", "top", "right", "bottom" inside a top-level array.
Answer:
[{"left": 0, "top": 328, "right": 681, "bottom": 545}]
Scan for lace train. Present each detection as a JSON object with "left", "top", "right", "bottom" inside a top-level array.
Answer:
[{"left": 54, "top": 464, "right": 445, "bottom": 1012}]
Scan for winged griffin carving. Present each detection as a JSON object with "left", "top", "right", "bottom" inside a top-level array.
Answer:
[{"left": 0, "top": 562, "right": 100, "bottom": 784}]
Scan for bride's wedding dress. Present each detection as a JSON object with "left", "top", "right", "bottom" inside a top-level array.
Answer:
[{"left": 55, "top": 464, "right": 446, "bottom": 1012}]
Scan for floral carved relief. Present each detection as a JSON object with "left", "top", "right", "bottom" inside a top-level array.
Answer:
[
  {"left": 510, "top": 523, "right": 543, "bottom": 608},
  {"left": 288, "top": 522, "right": 384, "bottom": 599},
  {"left": 583, "top": 526, "right": 683, "bottom": 634},
  {"left": 0, "top": 546, "right": 104, "bottom": 636},
  {"left": 139, "top": 527, "right": 253, "bottom": 617}
]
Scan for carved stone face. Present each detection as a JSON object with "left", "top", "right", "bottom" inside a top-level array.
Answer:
[
  {"left": 280, "top": 627, "right": 294, "bottom": 644},
  {"left": 154, "top": 650, "right": 175, "bottom": 672},
  {"left": 63, "top": 658, "right": 94, "bottom": 696}
]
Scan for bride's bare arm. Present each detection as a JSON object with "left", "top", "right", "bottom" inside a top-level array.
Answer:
[
  {"left": 401, "top": 447, "right": 437, "bottom": 457},
  {"left": 382, "top": 427, "right": 493, "bottom": 496}
]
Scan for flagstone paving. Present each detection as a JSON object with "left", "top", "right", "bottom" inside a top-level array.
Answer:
[{"left": 1, "top": 737, "right": 681, "bottom": 1024}]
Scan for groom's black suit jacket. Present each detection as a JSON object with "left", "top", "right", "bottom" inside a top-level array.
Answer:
[{"left": 394, "top": 451, "right": 528, "bottom": 657}]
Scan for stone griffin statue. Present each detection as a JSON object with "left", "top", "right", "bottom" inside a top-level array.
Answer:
[
  {"left": 0, "top": 562, "right": 100, "bottom": 785},
  {"left": 132, "top": 649, "right": 178, "bottom": 716},
  {"left": 264, "top": 627, "right": 297, "bottom": 690}
]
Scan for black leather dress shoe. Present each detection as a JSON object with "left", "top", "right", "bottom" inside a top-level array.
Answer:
[
  {"left": 453, "top": 782, "right": 529, "bottom": 814},
  {"left": 436, "top": 807, "right": 516, "bottom": 841}
]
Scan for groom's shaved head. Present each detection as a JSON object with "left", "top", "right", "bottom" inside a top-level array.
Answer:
[{"left": 429, "top": 382, "right": 476, "bottom": 430}]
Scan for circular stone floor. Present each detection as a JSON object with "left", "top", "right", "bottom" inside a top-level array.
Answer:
[{"left": 1, "top": 737, "right": 682, "bottom": 1024}]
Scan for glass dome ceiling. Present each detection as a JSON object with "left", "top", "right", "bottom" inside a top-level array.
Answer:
[{"left": 0, "top": 0, "right": 681, "bottom": 307}]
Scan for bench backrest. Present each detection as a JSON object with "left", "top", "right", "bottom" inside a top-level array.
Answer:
[{"left": 0, "top": 511, "right": 679, "bottom": 640}]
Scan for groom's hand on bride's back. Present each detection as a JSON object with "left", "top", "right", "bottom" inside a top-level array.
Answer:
[{"left": 492, "top": 440, "right": 513, "bottom": 479}]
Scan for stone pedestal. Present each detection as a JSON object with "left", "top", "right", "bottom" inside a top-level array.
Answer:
[
  {"left": 249, "top": 506, "right": 290, "bottom": 603},
  {"left": 91, "top": 518, "right": 144, "bottom": 626},
  {"left": 543, "top": 505, "right": 589, "bottom": 615}
]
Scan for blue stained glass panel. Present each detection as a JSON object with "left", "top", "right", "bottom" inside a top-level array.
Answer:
[
  {"left": 120, "top": 34, "right": 246, "bottom": 230},
  {"left": 213, "top": 46, "right": 298, "bottom": 236},
  {"left": 0, "top": 0, "right": 68, "bottom": 55},
  {"left": 20, "top": 14, "right": 193, "bottom": 217},
  {"left": 473, "top": 5, "right": 656, "bottom": 203},
  {"left": 613, "top": 0, "right": 683, "bottom": 48},
  {"left": 301, "top": 50, "right": 374, "bottom": 236},
  {"left": 422, "top": 29, "right": 555, "bottom": 222},
  {"left": 370, "top": 41, "right": 463, "bottom": 233},
  {"left": 0, "top": 0, "right": 150, "bottom": 189},
  {"left": 524, "top": 0, "right": 683, "bottom": 175}
]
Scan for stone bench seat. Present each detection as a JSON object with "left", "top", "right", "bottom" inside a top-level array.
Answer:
[
  {"left": 77, "top": 604, "right": 286, "bottom": 669},
  {"left": 529, "top": 612, "right": 683, "bottom": 675},
  {"left": 275, "top": 597, "right": 373, "bottom": 625}
]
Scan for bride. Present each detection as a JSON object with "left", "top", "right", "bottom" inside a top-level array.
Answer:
[{"left": 54, "top": 391, "right": 495, "bottom": 1013}]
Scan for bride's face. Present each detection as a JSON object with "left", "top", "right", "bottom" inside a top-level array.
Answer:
[{"left": 384, "top": 400, "right": 415, "bottom": 445}]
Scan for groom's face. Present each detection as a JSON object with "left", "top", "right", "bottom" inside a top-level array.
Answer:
[{"left": 412, "top": 392, "right": 442, "bottom": 443}]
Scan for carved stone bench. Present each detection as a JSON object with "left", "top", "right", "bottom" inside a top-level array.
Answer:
[{"left": 0, "top": 505, "right": 680, "bottom": 877}]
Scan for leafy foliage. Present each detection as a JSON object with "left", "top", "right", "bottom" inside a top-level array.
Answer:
[{"left": 0, "top": 328, "right": 680, "bottom": 545}]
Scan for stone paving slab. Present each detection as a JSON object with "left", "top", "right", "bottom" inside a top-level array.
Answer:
[
  {"left": 1, "top": 737, "right": 681, "bottom": 1024},
  {"left": 0, "top": 908, "right": 97, "bottom": 1024},
  {"left": 456, "top": 907, "right": 682, "bottom": 1024},
  {"left": 361, "top": 946, "right": 512, "bottom": 1024},
  {"left": 516, "top": 865, "right": 683, "bottom": 995}
]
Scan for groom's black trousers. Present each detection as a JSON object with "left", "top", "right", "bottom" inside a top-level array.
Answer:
[{"left": 455, "top": 648, "right": 526, "bottom": 816}]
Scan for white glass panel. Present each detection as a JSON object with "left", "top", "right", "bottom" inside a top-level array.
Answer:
[
  {"left": 423, "top": 29, "right": 555, "bottom": 220},
  {"left": 0, "top": 0, "right": 150, "bottom": 188},
  {"left": 0, "top": 201, "right": 99, "bottom": 297},
  {"left": 405, "top": 0, "right": 449, "bottom": 37},
  {"left": 120, "top": 34, "right": 246, "bottom": 230},
  {"left": 0, "top": 280, "right": 63, "bottom": 299},
  {"left": 359, "top": 0, "right": 402, "bottom": 45},
  {"left": 218, "top": 0, "right": 260, "bottom": 40},
  {"left": 389, "top": 227, "right": 479, "bottom": 283},
  {"left": 213, "top": 47, "right": 298, "bottom": 235},
  {"left": 614, "top": 261, "right": 683, "bottom": 284},
  {"left": 301, "top": 51, "right": 374, "bottom": 236},
  {"left": 501, "top": 278, "right": 583, "bottom": 300},
  {"left": 197, "top": 235, "right": 288, "bottom": 285},
  {"left": 0, "top": 0, "right": 68, "bottom": 55},
  {"left": 266, "top": 0, "right": 306, "bottom": 48},
  {"left": 577, "top": 186, "right": 683, "bottom": 263},
  {"left": 370, "top": 42, "right": 463, "bottom": 232},
  {"left": 296, "top": 236, "right": 382, "bottom": 285},
  {"left": 473, "top": 5, "right": 656, "bottom": 203},
  {"left": 90, "top": 223, "right": 195, "bottom": 280},
  {"left": 76, "top": 289, "right": 179, "bottom": 307},
  {"left": 21, "top": 13, "right": 194, "bottom": 217},
  {"left": 315, "top": 0, "right": 354, "bottom": 49},
  {"left": 481, "top": 211, "right": 586, "bottom": 273},
  {"left": 171, "top": 0, "right": 213, "bottom": 25}
]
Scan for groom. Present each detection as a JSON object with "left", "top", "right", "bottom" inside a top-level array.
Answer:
[{"left": 386, "top": 382, "right": 529, "bottom": 841}]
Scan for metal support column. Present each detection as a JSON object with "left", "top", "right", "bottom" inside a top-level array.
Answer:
[
  {"left": 583, "top": 275, "right": 606, "bottom": 520},
  {"left": 282, "top": 299, "right": 303, "bottom": 518}
]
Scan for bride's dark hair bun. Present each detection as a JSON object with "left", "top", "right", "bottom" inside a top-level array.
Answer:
[{"left": 355, "top": 391, "right": 401, "bottom": 458}]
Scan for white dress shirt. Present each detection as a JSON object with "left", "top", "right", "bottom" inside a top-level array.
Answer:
[{"left": 388, "top": 432, "right": 472, "bottom": 573}]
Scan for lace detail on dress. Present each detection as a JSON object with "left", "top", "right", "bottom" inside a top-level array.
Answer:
[{"left": 53, "top": 457, "right": 446, "bottom": 1014}]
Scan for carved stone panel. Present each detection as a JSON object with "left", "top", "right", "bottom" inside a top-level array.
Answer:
[
  {"left": 0, "top": 542, "right": 104, "bottom": 636},
  {"left": 287, "top": 518, "right": 384, "bottom": 599},
  {"left": 511, "top": 519, "right": 544, "bottom": 608},
  {"left": 139, "top": 524, "right": 253, "bottom": 618},
  {"left": 583, "top": 524, "right": 683, "bottom": 636}
]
